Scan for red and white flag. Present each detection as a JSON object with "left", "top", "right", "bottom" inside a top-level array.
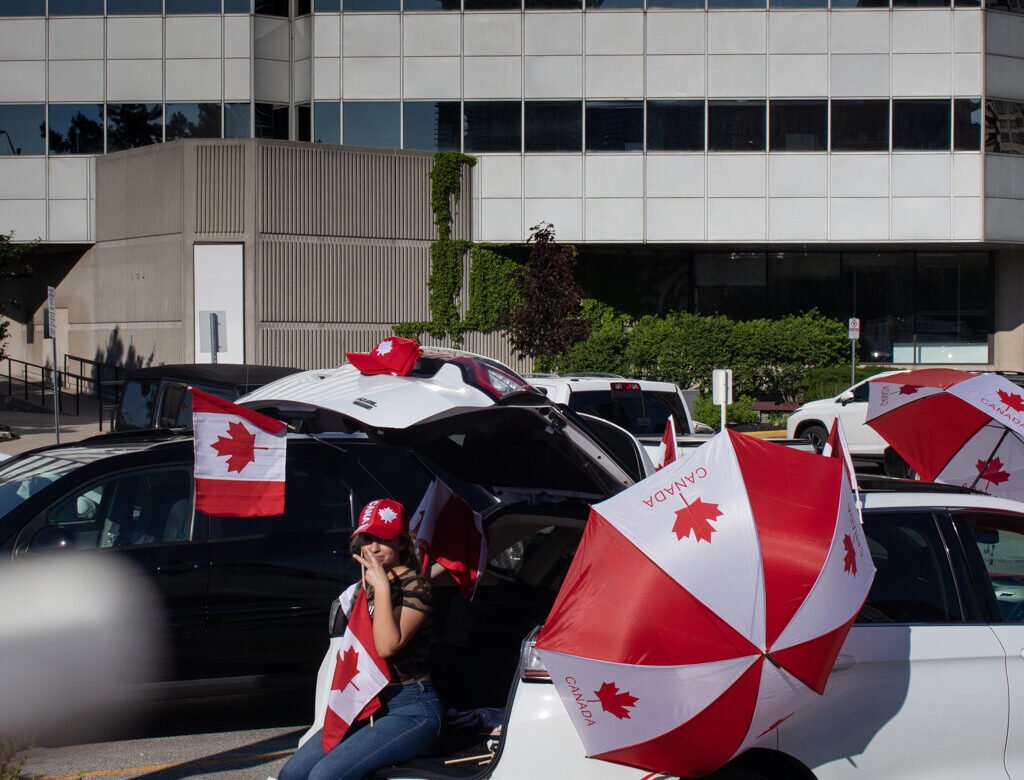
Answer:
[
  {"left": 192, "top": 388, "right": 287, "bottom": 517},
  {"left": 410, "top": 478, "right": 487, "bottom": 600},
  {"left": 655, "top": 416, "right": 678, "bottom": 471},
  {"left": 345, "top": 337, "right": 422, "bottom": 377},
  {"left": 322, "top": 589, "right": 390, "bottom": 752}
]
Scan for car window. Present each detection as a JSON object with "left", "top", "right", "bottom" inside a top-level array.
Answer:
[
  {"left": 158, "top": 383, "right": 188, "bottom": 428},
  {"left": 207, "top": 457, "right": 353, "bottom": 539},
  {"left": 568, "top": 390, "right": 690, "bottom": 435},
  {"left": 858, "top": 511, "right": 963, "bottom": 623},
  {"left": 0, "top": 454, "right": 85, "bottom": 517},
  {"left": 852, "top": 382, "right": 871, "bottom": 403},
  {"left": 116, "top": 380, "right": 160, "bottom": 430},
  {"left": 43, "top": 466, "right": 193, "bottom": 549},
  {"left": 956, "top": 513, "right": 1024, "bottom": 623}
]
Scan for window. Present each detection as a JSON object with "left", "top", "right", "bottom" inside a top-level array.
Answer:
[
  {"left": 343, "top": 101, "right": 400, "bottom": 148},
  {"left": 986, "top": 100, "right": 1024, "bottom": 155},
  {"left": 568, "top": 390, "right": 691, "bottom": 436},
  {"left": 166, "top": 103, "right": 222, "bottom": 141},
  {"left": 0, "top": 104, "right": 46, "bottom": 156},
  {"left": 296, "top": 104, "right": 311, "bottom": 142},
  {"left": 766, "top": 253, "right": 840, "bottom": 318},
  {"left": 0, "top": 1, "right": 45, "bottom": 15},
  {"left": 525, "top": 101, "right": 581, "bottom": 153},
  {"left": 107, "top": 104, "right": 163, "bottom": 152},
  {"left": 913, "top": 253, "right": 991, "bottom": 354},
  {"left": 769, "top": 100, "right": 826, "bottom": 151},
  {"left": 829, "top": 0, "right": 888, "bottom": 6},
  {"left": 647, "top": 100, "right": 703, "bottom": 152},
  {"left": 646, "top": 0, "right": 703, "bottom": 7},
  {"left": 708, "top": 101, "right": 765, "bottom": 152},
  {"left": 585, "top": 100, "right": 643, "bottom": 152},
  {"left": 465, "top": 0, "right": 519, "bottom": 7},
  {"left": 405, "top": 0, "right": 461, "bottom": 8},
  {"left": 48, "top": 0, "right": 104, "bottom": 13},
  {"left": 255, "top": 102, "right": 289, "bottom": 140},
  {"left": 403, "top": 101, "right": 460, "bottom": 151},
  {"left": 314, "top": 0, "right": 341, "bottom": 8},
  {"left": 586, "top": 0, "right": 642, "bottom": 8},
  {"left": 297, "top": 0, "right": 312, "bottom": 12},
  {"left": 254, "top": 0, "right": 291, "bottom": 12},
  {"left": 954, "top": 98, "right": 982, "bottom": 151},
  {"left": 893, "top": 99, "right": 950, "bottom": 151},
  {"left": 708, "top": 0, "right": 765, "bottom": 8},
  {"left": 224, "top": 103, "right": 251, "bottom": 138},
  {"left": 894, "top": 0, "right": 947, "bottom": 6},
  {"left": 830, "top": 99, "right": 888, "bottom": 152},
  {"left": 770, "top": 0, "right": 826, "bottom": 8},
  {"left": 225, "top": 0, "right": 252, "bottom": 10},
  {"left": 166, "top": 0, "right": 222, "bottom": 11},
  {"left": 314, "top": 101, "right": 341, "bottom": 144},
  {"left": 464, "top": 101, "right": 521, "bottom": 153},
  {"left": 344, "top": 0, "right": 400, "bottom": 10},
  {"left": 694, "top": 253, "right": 767, "bottom": 318},
  {"left": 525, "top": 0, "right": 580, "bottom": 6},
  {"left": 955, "top": 514, "right": 1024, "bottom": 623},
  {"left": 842, "top": 253, "right": 915, "bottom": 363},
  {"left": 48, "top": 104, "right": 104, "bottom": 155},
  {"left": 107, "top": 0, "right": 163, "bottom": 12}
]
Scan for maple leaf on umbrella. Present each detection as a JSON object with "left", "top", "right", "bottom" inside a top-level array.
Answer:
[
  {"left": 672, "top": 497, "right": 723, "bottom": 543},
  {"left": 997, "top": 389, "right": 1024, "bottom": 413},
  {"left": 211, "top": 421, "right": 259, "bottom": 473},
  {"left": 842, "top": 534, "right": 857, "bottom": 577},
  {"left": 898, "top": 384, "right": 921, "bottom": 396},
  {"left": 976, "top": 457, "right": 1011, "bottom": 485},
  {"left": 332, "top": 646, "right": 362, "bottom": 693},
  {"left": 594, "top": 681, "right": 639, "bottom": 720}
]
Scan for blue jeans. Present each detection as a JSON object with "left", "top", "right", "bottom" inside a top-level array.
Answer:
[{"left": 279, "top": 681, "right": 444, "bottom": 780}]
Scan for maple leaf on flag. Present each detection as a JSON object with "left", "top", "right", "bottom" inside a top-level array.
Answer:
[
  {"left": 376, "top": 339, "right": 394, "bottom": 356},
  {"left": 211, "top": 421, "right": 258, "bottom": 473},
  {"left": 333, "top": 646, "right": 362, "bottom": 693},
  {"left": 672, "top": 497, "right": 723, "bottom": 543},
  {"left": 898, "top": 384, "right": 921, "bottom": 395},
  {"left": 594, "top": 681, "right": 639, "bottom": 720},
  {"left": 997, "top": 388, "right": 1024, "bottom": 412},
  {"left": 842, "top": 534, "right": 857, "bottom": 577},
  {"left": 976, "top": 457, "right": 1011, "bottom": 485}
]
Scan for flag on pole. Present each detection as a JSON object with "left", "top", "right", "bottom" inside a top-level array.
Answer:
[
  {"left": 823, "top": 418, "right": 861, "bottom": 509},
  {"left": 655, "top": 416, "right": 678, "bottom": 471},
  {"left": 410, "top": 478, "right": 487, "bottom": 599},
  {"left": 322, "top": 589, "right": 391, "bottom": 752},
  {"left": 192, "top": 388, "right": 288, "bottom": 517},
  {"left": 345, "top": 337, "right": 422, "bottom": 377}
]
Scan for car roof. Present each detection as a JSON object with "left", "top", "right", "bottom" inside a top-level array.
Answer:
[
  {"left": 861, "top": 488, "right": 1024, "bottom": 514},
  {"left": 122, "top": 363, "right": 298, "bottom": 386},
  {"left": 526, "top": 376, "right": 679, "bottom": 392}
]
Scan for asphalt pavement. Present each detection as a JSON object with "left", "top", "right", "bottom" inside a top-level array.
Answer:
[{"left": 0, "top": 404, "right": 106, "bottom": 458}]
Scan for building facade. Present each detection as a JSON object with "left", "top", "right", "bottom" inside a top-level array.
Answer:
[{"left": 0, "top": 0, "right": 1023, "bottom": 371}]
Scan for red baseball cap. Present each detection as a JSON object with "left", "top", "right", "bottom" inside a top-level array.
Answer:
[{"left": 354, "top": 498, "right": 407, "bottom": 541}]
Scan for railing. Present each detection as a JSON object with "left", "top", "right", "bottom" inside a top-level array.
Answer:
[
  {"left": 64, "top": 354, "right": 125, "bottom": 430},
  {"left": 1, "top": 356, "right": 125, "bottom": 431}
]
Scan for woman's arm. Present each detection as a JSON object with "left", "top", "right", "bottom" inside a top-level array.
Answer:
[{"left": 354, "top": 551, "right": 429, "bottom": 658}]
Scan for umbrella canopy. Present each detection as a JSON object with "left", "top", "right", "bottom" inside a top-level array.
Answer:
[
  {"left": 535, "top": 430, "right": 873, "bottom": 778},
  {"left": 865, "top": 368, "right": 1024, "bottom": 497}
]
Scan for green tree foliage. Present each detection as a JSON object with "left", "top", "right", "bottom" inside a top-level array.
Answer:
[
  {"left": 692, "top": 394, "right": 762, "bottom": 431},
  {"left": 801, "top": 364, "right": 898, "bottom": 402},
  {"left": 538, "top": 300, "right": 631, "bottom": 374},
  {"left": 464, "top": 244, "right": 521, "bottom": 332}
]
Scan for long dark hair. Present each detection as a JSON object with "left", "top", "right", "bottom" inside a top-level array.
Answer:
[{"left": 350, "top": 530, "right": 424, "bottom": 573}]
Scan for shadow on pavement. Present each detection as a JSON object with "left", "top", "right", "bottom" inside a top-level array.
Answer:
[{"left": 133, "top": 729, "right": 305, "bottom": 779}]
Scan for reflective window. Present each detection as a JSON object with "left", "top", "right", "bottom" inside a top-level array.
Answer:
[
  {"left": 225, "top": 0, "right": 252, "bottom": 10},
  {"left": 708, "top": 100, "right": 765, "bottom": 152},
  {"left": 955, "top": 0, "right": 979, "bottom": 5},
  {"left": 830, "top": 99, "right": 888, "bottom": 151},
  {"left": 894, "top": 0, "right": 947, "bottom": 6},
  {"left": 893, "top": 99, "right": 950, "bottom": 151},
  {"left": 767, "top": 253, "right": 840, "bottom": 318},
  {"left": 465, "top": 0, "right": 520, "bottom": 7},
  {"left": 769, "top": 100, "right": 826, "bottom": 151},
  {"left": 107, "top": 0, "right": 163, "bottom": 12},
  {"left": 694, "top": 252, "right": 767, "bottom": 318},
  {"left": 166, "top": 103, "right": 222, "bottom": 140},
  {"left": 255, "top": 103, "right": 289, "bottom": 139},
  {"left": 464, "top": 101, "right": 521, "bottom": 153},
  {"left": 585, "top": 100, "right": 642, "bottom": 152},
  {"left": 255, "top": 0, "right": 290, "bottom": 12},
  {"left": 343, "top": 101, "right": 400, "bottom": 148},
  {"left": 296, "top": 104, "right": 311, "bottom": 142},
  {"left": 525, "top": 0, "right": 580, "bottom": 6},
  {"left": 0, "top": 104, "right": 46, "bottom": 156},
  {"left": 107, "top": 103, "right": 162, "bottom": 152},
  {"left": 954, "top": 98, "right": 981, "bottom": 151},
  {"left": 315, "top": 0, "right": 341, "bottom": 8},
  {"left": 586, "top": 0, "right": 642, "bottom": 8},
  {"left": 405, "top": 0, "right": 461, "bottom": 8},
  {"left": 842, "top": 253, "right": 915, "bottom": 363},
  {"left": 647, "top": 0, "right": 703, "bottom": 7},
  {"left": 708, "top": 0, "right": 764, "bottom": 8},
  {"left": 954, "top": 513, "right": 1024, "bottom": 623},
  {"left": 48, "top": 0, "right": 104, "bottom": 13},
  {"left": 525, "top": 101, "right": 581, "bottom": 153},
  {"left": 314, "top": 101, "right": 340, "bottom": 144},
  {"left": 915, "top": 252, "right": 991, "bottom": 349},
  {"left": 48, "top": 104, "right": 104, "bottom": 155},
  {"left": 771, "top": 0, "right": 826, "bottom": 7},
  {"left": 344, "top": 0, "right": 400, "bottom": 10},
  {"left": 297, "top": 0, "right": 312, "bottom": 11},
  {"left": 403, "top": 101, "right": 461, "bottom": 151},
  {"left": 986, "top": 99, "right": 1024, "bottom": 155},
  {"left": 0, "top": 1, "right": 45, "bottom": 15},
  {"left": 647, "top": 100, "right": 703, "bottom": 152},
  {"left": 224, "top": 103, "right": 251, "bottom": 138},
  {"left": 830, "top": 0, "right": 887, "bottom": 6},
  {"left": 166, "top": 0, "right": 222, "bottom": 11}
]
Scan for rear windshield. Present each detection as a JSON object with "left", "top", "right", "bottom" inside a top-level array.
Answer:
[{"left": 567, "top": 389, "right": 690, "bottom": 435}]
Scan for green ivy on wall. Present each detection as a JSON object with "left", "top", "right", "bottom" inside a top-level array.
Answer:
[
  {"left": 464, "top": 243, "right": 521, "bottom": 332},
  {"left": 429, "top": 152, "right": 476, "bottom": 242}
]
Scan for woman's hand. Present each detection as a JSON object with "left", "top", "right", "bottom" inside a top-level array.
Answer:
[{"left": 353, "top": 548, "right": 390, "bottom": 594}]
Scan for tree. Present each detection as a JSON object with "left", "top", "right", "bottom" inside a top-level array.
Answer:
[
  {"left": 505, "top": 223, "right": 589, "bottom": 368},
  {"left": 0, "top": 232, "right": 35, "bottom": 359}
]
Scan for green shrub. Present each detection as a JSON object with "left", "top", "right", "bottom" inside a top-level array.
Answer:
[
  {"left": 545, "top": 300, "right": 632, "bottom": 375},
  {"left": 800, "top": 364, "right": 899, "bottom": 403},
  {"left": 692, "top": 394, "right": 761, "bottom": 431}
]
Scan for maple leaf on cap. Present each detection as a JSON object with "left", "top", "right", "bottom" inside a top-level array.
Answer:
[
  {"left": 378, "top": 506, "right": 397, "bottom": 523},
  {"left": 594, "top": 681, "right": 639, "bottom": 720},
  {"left": 842, "top": 534, "right": 857, "bottom": 577},
  {"left": 672, "top": 497, "right": 723, "bottom": 543},
  {"left": 997, "top": 388, "right": 1024, "bottom": 413},
  {"left": 211, "top": 421, "right": 259, "bottom": 473},
  {"left": 375, "top": 339, "right": 394, "bottom": 356},
  {"left": 898, "top": 384, "right": 921, "bottom": 396},
  {"left": 976, "top": 457, "right": 1011, "bottom": 485}
]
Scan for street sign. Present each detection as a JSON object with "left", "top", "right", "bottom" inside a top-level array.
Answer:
[
  {"left": 712, "top": 368, "right": 733, "bottom": 431},
  {"left": 44, "top": 286, "right": 56, "bottom": 340},
  {"left": 848, "top": 317, "right": 860, "bottom": 341}
]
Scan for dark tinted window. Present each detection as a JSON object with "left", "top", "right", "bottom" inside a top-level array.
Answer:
[
  {"left": 314, "top": 101, "right": 341, "bottom": 144},
  {"left": 708, "top": 0, "right": 764, "bottom": 7},
  {"left": 465, "top": 0, "right": 520, "bottom": 7},
  {"left": 254, "top": 0, "right": 290, "bottom": 12},
  {"left": 107, "top": 0, "right": 163, "bottom": 12},
  {"left": 893, "top": 99, "right": 950, "bottom": 151},
  {"left": 297, "top": 0, "right": 312, "bottom": 12},
  {"left": 525, "top": 0, "right": 580, "bottom": 6},
  {"left": 224, "top": 103, "right": 251, "bottom": 138},
  {"left": 225, "top": 0, "right": 251, "bottom": 10},
  {"left": 770, "top": 100, "right": 826, "bottom": 151},
  {"left": 166, "top": 103, "right": 222, "bottom": 141},
  {"left": 586, "top": 0, "right": 642, "bottom": 8},
  {"left": 647, "top": 100, "right": 704, "bottom": 151},
  {"left": 694, "top": 252, "right": 766, "bottom": 318},
  {"left": 525, "top": 101, "right": 582, "bottom": 152},
  {"left": 585, "top": 101, "right": 643, "bottom": 152},
  {"left": 986, "top": 99, "right": 1024, "bottom": 155},
  {"left": 343, "top": 101, "right": 400, "bottom": 148},
  {"left": 107, "top": 103, "right": 163, "bottom": 152},
  {"left": 344, "top": 0, "right": 400, "bottom": 10},
  {"left": 166, "top": 0, "right": 222, "bottom": 11},
  {"left": 568, "top": 389, "right": 691, "bottom": 436},
  {"left": 406, "top": 0, "right": 461, "bottom": 8},
  {"left": 894, "top": 0, "right": 947, "bottom": 5},
  {"left": 296, "top": 104, "right": 311, "bottom": 142},
  {"left": 404, "top": 101, "right": 462, "bottom": 151},
  {"left": 48, "top": 0, "right": 103, "bottom": 13},
  {"left": 831, "top": 99, "right": 888, "bottom": 152},
  {"left": 858, "top": 511, "right": 962, "bottom": 623},
  {"left": 842, "top": 252, "right": 915, "bottom": 364},
  {"left": 0, "top": 1, "right": 45, "bottom": 15},
  {"left": 255, "top": 102, "right": 289, "bottom": 140},
  {"left": 464, "top": 101, "right": 521, "bottom": 153},
  {"left": 830, "top": 0, "right": 888, "bottom": 6},
  {"left": 0, "top": 104, "right": 45, "bottom": 156},
  {"left": 315, "top": 0, "right": 341, "bottom": 8},
  {"left": 116, "top": 380, "right": 161, "bottom": 430},
  {"left": 771, "top": 0, "right": 825, "bottom": 7},
  {"left": 955, "top": 513, "right": 1024, "bottom": 622},
  {"left": 953, "top": 98, "right": 981, "bottom": 151},
  {"left": 48, "top": 104, "right": 104, "bottom": 155},
  {"left": 916, "top": 252, "right": 991, "bottom": 348},
  {"left": 647, "top": 0, "right": 703, "bottom": 7},
  {"left": 708, "top": 100, "right": 765, "bottom": 152}
]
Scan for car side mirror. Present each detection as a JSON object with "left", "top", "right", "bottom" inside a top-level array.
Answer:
[
  {"left": 838, "top": 391, "right": 855, "bottom": 405},
  {"left": 30, "top": 526, "right": 74, "bottom": 552}
]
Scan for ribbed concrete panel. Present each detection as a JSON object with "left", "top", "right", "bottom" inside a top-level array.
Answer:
[
  {"left": 96, "top": 145, "right": 184, "bottom": 241},
  {"left": 195, "top": 143, "right": 247, "bottom": 235}
]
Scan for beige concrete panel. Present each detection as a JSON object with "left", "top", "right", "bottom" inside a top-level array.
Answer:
[
  {"left": 953, "top": 9, "right": 981, "bottom": 53},
  {"left": 892, "top": 54, "right": 951, "bottom": 96},
  {"left": 525, "top": 13, "right": 582, "bottom": 55},
  {"left": 586, "top": 12, "right": 643, "bottom": 55},
  {"left": 96, "top": 144, "right": 184, "bottom": 241},
  {"left": 343, "top": 58, "right": 400, "bottom": 99},
  {"left": 0, "top": 61, "right": 45, "bottom": 102},
  {"left": 0, "top": 158, "right": 46, "bottom": 199},
  {"left": 225, "top": 59, "right": 252, "bottom": 101},
  {"left": 49, "top": 200, "right": 92, "bottom": 242},
  {"left": 769, "top": 55, "right": 827, "bottom": 97},
  {"left": 403, "top": 13, "right": 461, "bottom": 57},
  {"left": 707, "top": 197, "right": 765, "bottom": 240},
  {"left": 646, "top": 55, "right": 705, "bottom": 99},
  {"left": 986, "top": 11, "right": 1024, "bottom": 58},
  {"left": 464, "top": 56, "right": 523, "bottom": 99},
  {"left": 0, "top": 19, "right": 45, "bottom": 61},
  {"left": 48, "top": 60, "right": 103, "bottom": 102},
  {"left": 953, "top": 53, "right": 982, "bottom": 96},
  {"left": 294, "top": 15, "right": 312, "bottom": 61},
  {"left": 524, "top": 56, "right": 583, "bottom": 99},
  {"left": 768, "top": 197, "right": 828, "bottom": 240},
  {"left": 404, "top": 57, "right": 461, "bottom": 100},
  {"left": 892, "top": 10, "right": 950, "bottom": 53},
  {"left": 313, "top": 14, "right": 341, "bottom": 58},
  {"left": 708, "top": 12, "right": 766, "bottom": 54},
  {"left": 769, "top": 12, "right": 827, "bottom": 54},
  {"left": 646, "top": 154, "right": 705, "bottom": 198},
  {"left": 48, "top": 157, "right": 91, "bottom": 200},
  {"left": 647, "top": 11, "right": 704, "bottom": 55},
  {"left": 987, "top": 55, "right": 1024, "bottom": 102},
  {"left": 49, "top": 18, "right": 103, "bottom": 60},
  {"left": 314, "top": 58, "right": 342, "bottom": 100},
  {"left": 585, "top": 198, "right": 643, "bottom": 241},
  {"left": 106, "top": 60, "right": 164, "bottom": 102},
  {"left": 464, "top": 13, "right": 520, "bottom": 56},
  {"left": 829, "top": 197, "right": 888, "bottom": 240},
  {"left": 0, "top": 200, "right": 46, "bottom": 243},
  {"left": 524, "top": 155, "right": 582, "bottom": 198},
  {"left": 768, "top": 154, "right": 827, "bottom": 197},
  {"left": 646, "top": 197, "right": 704, "bottom": 241},
  {"left": 952, "top": 196, "right": 981, "bottom": 240},
  {"left": 524, "top": 198, "right": 582, "bottom": 241},
  {"left": 585, "top": 55, "right": 644, "bottom": 98},
  {"left": 344, "top": 15, "right": 400, "bottom": 57},
  {"left": 707, "top": 55, "right": 766, "bottom": 97},
  {"left": 707, "top": 155, "right": 766, "bottom": 197},
  {"left": 166, "top": 60, "right": 224, "bottom": 102},
  {"left": 166, "top": 16, "right": 223, "bottom": 59},
  {"left": 830, "top": 54, "right": 889, "bottom": 97},
  {"left": 891, "top": 197, "right": 950, "bottom": 239},
  {"left": 254, "top": 59, "right": 291, "bottom": 103},
  {"left": 107, "top": 17, "right": 163, "bottom": 60},
  {"left": 254, "top": 15, "right": 290, "bottom": 60},
  {"left": 225, "top": 14, "right": 253, "bottom": 58},
  {"left": 829, "top": 11, "right": 889, "bottom": 54},
  {"left": 293, "top": 58, "right": 312, "bottom": 103}
]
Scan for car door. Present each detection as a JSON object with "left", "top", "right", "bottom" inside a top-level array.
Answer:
[
  {"left": 779, "top": 509, "right": 1010, "bottom": 779},
  {"left": 838, "top": 380, "right": 888, "bottom": 455},
  {"left": 951, "top": 511, "right": 1024, "bottom": 779}
]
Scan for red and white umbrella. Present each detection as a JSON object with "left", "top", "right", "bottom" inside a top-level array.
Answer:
[
  {"left": 535, "top": 430, "right": 873, "bottom": 778},
  {"left": 866, "top": 368, "right": 1024, "bottom": 499}
]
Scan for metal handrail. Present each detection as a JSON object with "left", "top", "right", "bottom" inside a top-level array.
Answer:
[{"left": 63, "top": 354, "right": 125, "bottom": 430}]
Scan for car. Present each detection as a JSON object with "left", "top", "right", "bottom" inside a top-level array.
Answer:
[
  {"left": 301, "top": 478, "right": 1024, "bottom": 780},
  {"left": 1, "top": 349, "right": 650, "bottom": 701}
]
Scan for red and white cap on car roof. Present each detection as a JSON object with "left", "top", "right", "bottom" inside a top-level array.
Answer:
[
  {"left": 346, "top": 338, "right": 422, "bottom": 377},
  {"left": 355, "top": 498, "right": 407, "bottom": 541}
]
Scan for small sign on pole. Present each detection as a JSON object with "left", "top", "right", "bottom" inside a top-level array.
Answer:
[
  {"left": 712, "top": 368, "right": 733, "bottom": 432},
  {"left": 45, "top": 286, "right": 60, "bottom": 444},
  {"left": 848, "top": 317, "right": 860, "bottom": 386}
]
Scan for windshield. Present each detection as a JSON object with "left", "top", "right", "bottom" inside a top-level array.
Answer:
[
  {"left": 0, "top": 454, "right": 86, "bottom": 517},
  {"left": 568, "top": 390, "right": 691, "bottom": 435}
]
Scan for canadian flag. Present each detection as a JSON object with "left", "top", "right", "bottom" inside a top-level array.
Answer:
[
  {"left": 192, "top": 388, "right": 287, "bottom": 517},
  {"left": 410, "top": 478, "right": 487, "bottom": 600},
  {"left": 655, "top": 416, "right": 678, "bottom": 471},
  {"left": 823, "top": 418, "right": 861, "bottom": 509},
  {"left": 345, "top": 337, "right": 422, "bottom": 377},
  {"left": 322, "top": 589, "right": 391, "bottom": 752}
]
